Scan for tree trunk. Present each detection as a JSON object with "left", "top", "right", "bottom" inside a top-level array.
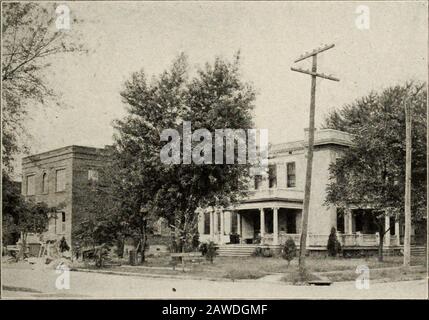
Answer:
[
  {"left": 19, "top": 232, "right": 27, "bottom": 260},
  {"left": 378, "top": 228, "right": 384, "bottom": 262},
  {"left": 116, "top": 238, "right": 124, "bottom": 259},
  {"left": 404, "top": 97, "right": 412, "bottom": 267},
  {"left": 139, "top": 236, "right": 145, "bottom": 264},
  {"left": 139, "top": 219, "right": 147, "bottom": 264}
]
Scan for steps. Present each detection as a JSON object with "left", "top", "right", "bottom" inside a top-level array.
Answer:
[
  {"left": 216, "top": 244, "right": 282, "bottom": 257},
  {"left": 216, "top": 244, "right": 259, "bottom": 257},
  {"left": 411, "top": 246, "right": 427, "bottom": 257}
]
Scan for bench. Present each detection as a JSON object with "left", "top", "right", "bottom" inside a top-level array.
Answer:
[{"left": 170, "top": 252, "right": 204, "bottom": 271}]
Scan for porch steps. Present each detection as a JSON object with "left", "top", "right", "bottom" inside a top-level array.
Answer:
[
  {"left": 216, "top": 244, "right": 282, "bottom": 257},
  {"left": 411, "top": 246, "right": 427, "bottom": 257},
  {"left": 216, "top": 244, "right": 259, "bottom": 257}
]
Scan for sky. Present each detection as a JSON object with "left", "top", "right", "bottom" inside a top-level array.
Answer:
[{"left": 17, "top": 1, "right": 428, "bottom": 175}]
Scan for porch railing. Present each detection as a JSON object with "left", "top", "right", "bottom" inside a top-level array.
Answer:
[
  {"left": 337, "top": 233, "right": 379, "bottom": 247},
  {"left": 260, "top": 232, "right": 382, "bottom": 247}
]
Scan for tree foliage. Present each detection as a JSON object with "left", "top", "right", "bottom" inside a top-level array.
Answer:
[
  {"left": 2, "top": 173, "right": 52, "bottom": 245},
  {"left": 2, "top": 2, "right": 84, "bottom": 171},
  {"left": 324, "top": 82, "right": 427, "bottom": 261},
  {"left": 325, "top": 82, "right": 426, "bottom": 220},
  {"left": 326, "top": 227, "right": 341, "bottom": 257},
  {"left": 114, "top": 53, "right": 256, "bottom": 254},
  {"left": 282, "top": 237, "right": 297, "bottom": 266}
]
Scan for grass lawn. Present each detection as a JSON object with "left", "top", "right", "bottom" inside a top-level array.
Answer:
[
  {"left": 83, "top": 253, "right": 426, "bottom": 283},
  {"left": 323, "top": 266, "right": 427, "bottom": 283}
]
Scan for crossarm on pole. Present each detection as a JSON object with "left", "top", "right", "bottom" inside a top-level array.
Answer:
[
  {"left": 294, "top": 44, "right": 335, "bottom": 63},
  {"left": 290, "top": 67, "right": 340, "bottom": 82}
]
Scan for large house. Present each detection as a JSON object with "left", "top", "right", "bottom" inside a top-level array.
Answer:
[
  {"left": 21, "top": 129, "right": 408, "bottom": 254},
  {"left": 197, "top": 129, "right": 403, "bottom": 254}
]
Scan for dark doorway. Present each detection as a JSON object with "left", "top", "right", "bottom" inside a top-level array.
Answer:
[
  {"left": 354, "top": 209, "right": 378, "bottom": 234},
  {"left": 286, "top": 211, "right": 297, "bottom": 233}
]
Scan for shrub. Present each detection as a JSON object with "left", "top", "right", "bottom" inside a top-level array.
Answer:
[
  {"left": 327, "top": 227, "right": 342, "bottom": 257},
  {"left": 59, "top": 237, "right": 70, "bottom": 253},
  {"left": 251, "top": 246, "right": 272, "bottom": 257},
  {"left": 199, "top": 241, "right": 217, "bottom": 263},
  {"left": 229, "top": 233, "right": 240, "bottom": 244},
  {"left": 94, "top": 244, "right": 110, "bottom": 268},
  {"left": 282, "top": 238, "right": 297, "bottom": 266},
  {"left": 191, "top": 234, "right": 200, "bottom": 250}
]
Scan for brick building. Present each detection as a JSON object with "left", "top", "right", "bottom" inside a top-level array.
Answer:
[
  {"left": 21, "top": 145, "right": 112, "bottom": 247},
  {"left": 22, "top": 129, "right": 421, "bottom": 255}
]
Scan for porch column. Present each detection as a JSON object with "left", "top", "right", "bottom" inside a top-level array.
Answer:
[
  {"left": 273, "top": 207, "right": 279, "bottom": 245},
  {"left": 384, "top": 215, "right": 391, "bottom": 247},
  {"left": 395, "top": 219, "right": 400, "bottom": 246},
  {"left": 214, "top": 211, "right": 219, "bottom": 242},
  {"left": 220, "top": 211, "right": 225, "bottom": 244},
  {"left": 209, "top": 211, "right": 214, "bottom": 240},
  {"left": 237, "top": 212, "right": 241, "bottom": 236},
  {"left": 345, "top": 209, "right": 353, "bottom": 234},
  {"left": 260, "top": 208, "right": 265, "bottom": 241}
]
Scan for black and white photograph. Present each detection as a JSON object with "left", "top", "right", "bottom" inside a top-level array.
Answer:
[{"left": 1, "top": 1, "right": 427, "bottom": 301}]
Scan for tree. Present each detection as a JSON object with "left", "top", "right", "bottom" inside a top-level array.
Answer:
[
  {"left": 2, "top": 2, "right": 83, "bottom": 171},
  {"left": 324, "top": 82, "right": 427, "bottom": 261},
  {"left": 114, "top": 53, "right": 255, "bottom": 259},
  {"left": 2, "top": 173, "right": 55, "bottom": 258},
  {"left": 72, "top": 164, "right": 128, "bottom": 254},
  {"left": 327, "top": 227, "right": 341, "bottom": 257},
  {"left": 2, "top": 174, "right": 24, "bottom": 245},
  {"left": 282, "top": 237, "right": 297, "bottom": 267}
]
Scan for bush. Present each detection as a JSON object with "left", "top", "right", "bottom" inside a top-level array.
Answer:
[
  {"left": 327, "top": 227, "right": 342, "bottom": 257},
  {"left": 94, "top": 244, "right": 110, "bottom": 268},
  {"left": 199, "top": 241, "right": 217, "bottom": 263},
  {"left": 252, "top": 246, "right": 272, "bottom": 257},
  {"left": 59, "top": 237, "right": 70, "bottom": 253},
  {"left": 282, "top": 238, "right": 297, "bottom": 266},
  {"left": 191, "top": 234, "right": 200, "bottom": 250},
  {"left": 229, "top": 233, "right": 240, "bottom": 244}
]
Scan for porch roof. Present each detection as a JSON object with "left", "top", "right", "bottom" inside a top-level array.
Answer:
[{"left": 227, "top": 197, "right": 303, "bottom": 211}]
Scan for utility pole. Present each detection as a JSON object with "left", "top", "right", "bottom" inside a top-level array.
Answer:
[
  {"left": 291, "top": 44, "right": 339, "bottom": 277},
  {"left": 403, "top": 96, "right": 412, "bottom": 267}
]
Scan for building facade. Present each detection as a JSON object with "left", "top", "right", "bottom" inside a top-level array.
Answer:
[
  {"left": 197, "top": 129, "right": 402, "bottom": 250},
  {"left": 22, "top": 129, "right": 406, "bottom": 252},
  {"left": 21, "top": 145, "right": 112, "bottom": 246}
]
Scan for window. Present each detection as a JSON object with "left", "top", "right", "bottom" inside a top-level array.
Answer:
[
  {"left": 254, "top": 175, "right": 262, "bottom": 190},
  {"left": 268, "top": 165, "right": 277, "bottom": 188},
  {"left": 287, "top": 162, "right": 296, "bottom": 188},
  {"left": 61, "top": 212, "right": 66, "bottom": 233},
  {"left": 88, "top": 169, "right": 99, "bottom": 182},
  {"left": 204, "top": 212, "right": 210, "bottom": 234},
  {"left": 26, "top": 175, "right": 35, "bottom": 195},
  {"left": 56, "top": 169, "right": 66, "bottom": 192},
  {"left": 389, "top": 217, "right": 395, "bottom": 236},
  {"left": 336, "top": 208, "right": 345, "bottom": 233},
  {"left": 231, "top": 212, "right": 238, "bottom": 234},
  {"left": 42, "top": 173, "right": 48, "bottom": 194}
]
